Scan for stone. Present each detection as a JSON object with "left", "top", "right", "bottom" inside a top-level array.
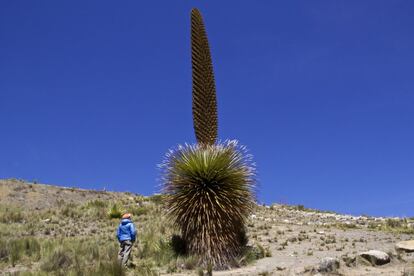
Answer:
[
  {"left": 359, "top": 250, "right": 390, "bottom": 266},
  {"left": 395, "top": 240, "right": 414, "bottom": 253},
  {"left": 318, "top": 257, "right": 340, "bottom": 273}
]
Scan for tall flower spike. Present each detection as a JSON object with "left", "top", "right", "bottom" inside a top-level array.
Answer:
[{"left": 191, "top": 8, "right": 218, "bottom": 145}]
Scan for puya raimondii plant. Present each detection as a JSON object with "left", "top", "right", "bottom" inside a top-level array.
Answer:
[{"left": 160, "top": 8, "right": 257, "bottom": 268}]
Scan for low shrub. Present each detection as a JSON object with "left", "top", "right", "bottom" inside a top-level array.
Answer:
[
  {"left": 60, "top": 203, "right": 79, "bottom": 218},
  {"left": 235, "top": 244, "right": 269, "bottom": 267},
  {"left": 386, "top": 218, "right": 403, "bottom": 228},
  {"left": 87, "top": 199, "right": 107, "bottom": 208},
  {"left": 148, "top": 194, "right": 164, "bottom": 205},
  {"left": 0, "top": 206, "right": 24, "bottom": 223},
  {"left": 130, "top": 205, "right": 150, "bottom": 217},
  {"left": 0, "top": 237, "right": 42, "bottom": 266},
  {"left": 94, "top": 259, "right": 125, "bottom": 276},
  {"left": 134, "top": 259, "right": 158, "bottom": 276},
  {"left": 108, "top": 204, "right": 123, "bottom": 219},
  {"left": 40, "top": 248, "right": 72, "bottom": 272}
]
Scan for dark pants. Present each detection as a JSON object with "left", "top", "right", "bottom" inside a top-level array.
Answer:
[{"left": 118, "top": 240, "right": 133, "bottom": 266}]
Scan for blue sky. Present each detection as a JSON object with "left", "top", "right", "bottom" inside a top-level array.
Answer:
[{"left": 1, "top": 1, "right": 413, "bottom": 216}]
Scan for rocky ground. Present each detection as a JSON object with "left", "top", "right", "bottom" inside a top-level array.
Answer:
[
  {"left": 1, "top": 179, "right": 413, "bottom": 275},
  {"left": 216, "top": 205, "right": 414, "bottom": 275}
]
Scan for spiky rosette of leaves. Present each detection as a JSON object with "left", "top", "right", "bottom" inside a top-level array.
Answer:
[{"left": 160, "top": 140, "right": 256, "bottom": 267}]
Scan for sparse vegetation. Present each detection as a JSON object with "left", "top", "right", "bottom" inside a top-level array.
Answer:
[
  {"left": 0, "top": 206, "right": 25, "bottom": 223},
  {"left": 2, "top": 179, "right": 414, "bottom": 275},
  {"left": 0, "top": 181, "right": 266, "bottom": 275},
  {"left": 368, "top": 218, "right": 414, "bottom": 234}
]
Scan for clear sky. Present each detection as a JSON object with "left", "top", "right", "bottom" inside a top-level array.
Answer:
[{"left": 1, "top": 1, "right": 413, "bottom": 217}]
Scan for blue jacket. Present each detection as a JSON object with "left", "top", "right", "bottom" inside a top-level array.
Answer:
[{"left": 117, "top": 219, "right": 137, "bottom": 242}]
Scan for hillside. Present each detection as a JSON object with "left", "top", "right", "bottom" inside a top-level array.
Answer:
[{"left": 0, "top": 178, "right": 413, "bottom": 275}]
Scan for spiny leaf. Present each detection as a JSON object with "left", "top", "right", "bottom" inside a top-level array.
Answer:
[
  {"left": 191, "top": 8, "right": 218, "bottom": 145},
  {"left": 160, "top": 141, "right": 257, "bottom": 267}
]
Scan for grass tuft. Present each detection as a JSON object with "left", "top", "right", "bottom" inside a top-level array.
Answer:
[
  {"left": 107, "top": 203, "right": 123, "bottom": 219},
  {"left": 41, "top": 248, "right": 72, "bottom": 272}
]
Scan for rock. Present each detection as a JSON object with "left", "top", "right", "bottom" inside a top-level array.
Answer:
[
  {"left": 359, "top": 250, "right": 390, "bottom": 266},
  {"left": 318, "top": 257, "right": 340, "bottom": 273},
  {"left": 396, "top": 240, "right": 414, "bottom": 252}
]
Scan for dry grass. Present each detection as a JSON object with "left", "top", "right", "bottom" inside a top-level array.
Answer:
[{"left": 0, "top": 179, "right": 265, "bottom": 275}]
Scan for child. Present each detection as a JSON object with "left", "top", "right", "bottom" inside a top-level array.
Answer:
[{"left": 117, "top": 213, "right": 136, "bottom": 267}]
